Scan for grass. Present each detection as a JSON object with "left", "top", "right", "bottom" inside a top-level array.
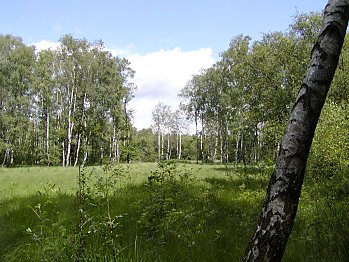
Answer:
[{"left": 0, "top": 162, "right": 348, "bottom": 261}]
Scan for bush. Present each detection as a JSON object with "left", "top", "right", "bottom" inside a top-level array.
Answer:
[{"left": 307, "top": 102, "right": 349, "bottom": 178}]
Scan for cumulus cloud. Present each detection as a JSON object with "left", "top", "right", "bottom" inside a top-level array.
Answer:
[
  {"left": 32, "top": 40, "right": 60, "bottom": 52},
  {"left": 106, "top": 44, "right": 135, "bottom": 57},
  {"left": 127, "top": 47, "right": 215, "bottom": 130}
]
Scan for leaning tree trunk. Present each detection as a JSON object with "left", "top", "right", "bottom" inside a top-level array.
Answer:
[{"left": 242, "top": 1, "right": 349, "bottom": 261}]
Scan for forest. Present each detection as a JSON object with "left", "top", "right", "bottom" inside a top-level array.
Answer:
[
  {"left": 1, "top": 3, "right": 349, "bottom": 262},
  {"left": 1, "top": 12, "right": 348, "bottom": 168}
]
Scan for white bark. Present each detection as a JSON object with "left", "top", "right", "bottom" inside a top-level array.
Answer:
[
  {"left": 242, "top": 1, "right": 349, "bottom": 260},
  {"left": 46, "top": 111, "right": 50, "bottom": 165}
]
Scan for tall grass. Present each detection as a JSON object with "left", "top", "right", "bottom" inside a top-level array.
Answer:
[{"left": 0, "top": 163, "right": 348, "bottom": 261}]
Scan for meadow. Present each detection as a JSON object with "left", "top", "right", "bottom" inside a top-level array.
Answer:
[{"left": 0, "top": 162, "right": 348, "bottom": 261}]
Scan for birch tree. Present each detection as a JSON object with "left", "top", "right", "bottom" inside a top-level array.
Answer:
[
  {"left": 33, "top": 49, "right": 56, "bottom": 165},
  {"left": 242, "top": 1, "right": 349, "bottom": 261}
]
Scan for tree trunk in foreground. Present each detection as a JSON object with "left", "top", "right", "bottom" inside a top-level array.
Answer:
[{"left": 242, "top": 1, "right": 349, "bottom": 261}]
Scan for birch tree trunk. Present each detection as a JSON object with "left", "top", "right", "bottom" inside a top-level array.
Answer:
[
  {"left": 200, "top": 114, "right": 204, "bottom": 161},
  {"left": 2, "top": 148, "right": 10, "bottom": 167},
  {"left": 161, "top": 132, "right": 164, "bottom": 161},
  {"left": 65, "top": 86, "right": 76, "bottom": 166},
  {"left": 82, "top": 130, "right": 89, "bottom": 167},
  {"left": 157, "top": 131, "right": 161, "bottom": 162},
  {"left": 112, "top": 125, "right": 120, "bottom": 163},
  {"left": 10, "top": 149, "right": 13, "bottom": 165},
  {"left": 167, "top": 133, "right": 170, "bottom": 160},
  {"left": 235, "top": 131, "right": 239, "bottom": 164},
  {"left": 46, "top": 110, "right": 50, "bottom": 165},
  {"left": 74, "top": 132, "right": 81, "bottom": 166},
  {"left": 213, "top": 133, "right": 218, "bottom": 162},
  {"left": 195, "top": 111, "right": 199, "bottom": 164},
  {"left": 178, "top": 133, "right": 182, "bottom": 160},
  {"left": 242, "top": 1, "right": 349, "bottom": 261},
  {"left": 176, "top": 133, "right": 179, "bottom": 159},
  {"left": 62, "top": 141, "right": 65, "bottom": 167}
]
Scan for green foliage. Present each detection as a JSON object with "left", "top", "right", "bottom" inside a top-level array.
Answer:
[
  {"left": 138, "top": 161, "right": 195, "bottom": 245},
  {"left": 178, "top": 12, "right": 326, "bottom": 165},
  {"left": 308, "top": 102, "right": 349, "bottom": 178},
  {"left": 134, "top": 128, "right": 157, "bottom": 162},
  {"left": 0, "top": 34, "right": 136, "bottom": 167}
]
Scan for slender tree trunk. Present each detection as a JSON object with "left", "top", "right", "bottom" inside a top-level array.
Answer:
[
  {"left": 254, "top": 126, "right": 258, "bottom": 163},
  {"left": 66, "top": 87, "right": 75, "bottom": 166},
  {"left": 157, "top": 131, "right": 161, "bottom": 162},
  {"left": 62, "top": 141, "right": 65, "bottom": 167},
  {"left": 109, "top": 135, "right": 112, "bottom": 162},
  {"left": 2, "top": 150, "right": 6, "bottom": 167},
  {"left": 178, "top": 133, "right": 182, "bottom": 160},
  {"left": 195, "top": 111, "right": 199, "bottom": 164},
  {"left": 213, "top": 133, "right": 218, "bottom": 162},
  {"left": 161, "top": 132, "right": 164, "bottom": 161},
  {"left": 81, "top": 131, "right": 89, "bottom": 167},
  {"left": 66, "top": 114, "right": 73, "bottom": 166},
  {"left": 82, "top": 150, "right": 88, "bottom": 167},
  {"left": 112, "top": 126, "right": 116, "bottom": 162},
  {"left": 200, "top": 114, "right": 204, "bottom": 161},
  {"left": 219, "top": 127, "right": 223, "bottom": 164},
  {"left": 176, "top": 133, "right": 179, "bottom": 159},
  {"left": 100, "top": 146, "right": 103, "bottom": 164},
  {"left": 240, "top": 133, "right": 244, "bottom": 164},
  {"left": 209, "top": 133, "right": 213, "bottom": 162},
  {"left": 224, "top": 121, "right": 229, "bottom": 163},
  {"left": 235, "top": 131, "right": 239, "bottom": 164},
  {"left": 116, "top": 138, "right": 120, "bottom": 163},
  {"left": 242, "top": 1, "right": 349, "bottom": 261},
  {"left": 74, "top": 132, "right": 81, "bottom": 166},
  {"left": 46, "top": 110, "right": 50, "bottom": 165},
  {"left": 10, "top": 149, "right": 13, "bottom": 165},
  {"left": 2, "top": 148, "right": 10, "bottom": 167},
  {"left": 112, "top": 125, "right": 120, "bottom": 163},
  {"left": 36, "top": 123, "right": 40, "bottom": 164},
  {"left": 167, "top": 133, "right": 170, "bottom": 160}
]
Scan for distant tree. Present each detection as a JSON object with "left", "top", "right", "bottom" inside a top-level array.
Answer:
[
  {"left": 0, "top": 35, "right": 35, "bottom": 166},
  {"left": 242, "top": 1, "right": 349, "bottom": 261},
  {"left": 172, "top": 109, "right": 189, "bottom": 160},
  {"left": 179, "top": 74, "right": 207, "bottom": 163},
  {"left": 33, "top": 49, "right": 57, "bottom": 165},
  {"left": 151, "top": 103, "right": 171, "bottom": 162},
  {"left": 135, "top": 128, "right": 157, "bottom": 162}
]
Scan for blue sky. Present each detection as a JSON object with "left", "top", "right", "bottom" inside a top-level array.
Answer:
[{"left": 1, "top": 0, "right": 327, "bottom": 130}]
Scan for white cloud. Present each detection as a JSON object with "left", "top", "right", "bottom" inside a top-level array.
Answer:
[
  {"left": 106, "top": 44, "right": 135, "bottom": 57},
  {"left": 127, "top": 47, "right": 215, "bottom": 130},
  {"left": 32, "top": 40, "right": 60, "bottom": 52}
]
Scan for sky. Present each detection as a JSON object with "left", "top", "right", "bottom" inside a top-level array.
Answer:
[{"left": 1, "top": 0, "right": 327, "bottom": 131}]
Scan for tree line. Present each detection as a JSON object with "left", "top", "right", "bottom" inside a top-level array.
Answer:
[
  {"left": 0, "top": 35, "right": 135, "bottom": 166},
  {"left": 178, "top": 12, "right": 349, "bottom": 166},
  {"left": 1, "top": 11, "right": 348, "bottom": 167}
]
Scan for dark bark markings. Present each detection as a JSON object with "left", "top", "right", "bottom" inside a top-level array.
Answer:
[{"left": 242, "top": 1, "right": 349, "bottom": 261}]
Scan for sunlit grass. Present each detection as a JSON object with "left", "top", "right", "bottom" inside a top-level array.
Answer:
[{"left": 0, "top": 163, "right": 348, "bottom": 261}]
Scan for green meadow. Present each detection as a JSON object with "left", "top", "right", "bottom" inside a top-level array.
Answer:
[{"left": 1, "top": 163, "right": 348, "bottom": 261}]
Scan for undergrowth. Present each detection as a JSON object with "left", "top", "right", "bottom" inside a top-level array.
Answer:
[{"left": 0, "top": 162, "right": 348, "bottom": 261}]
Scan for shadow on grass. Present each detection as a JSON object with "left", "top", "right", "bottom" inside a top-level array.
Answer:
[
  {"left": 1, "top": 172, "right": 348, "bottom": 262},
  {"left": 0, "top": 180, "right": 263, "bottom": 262},
  {"left": 0, "top": 193, "right": 76, "bottom": 260},
  {"left": 211, "top": 164, "right": 273, "bottom": 175}
]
